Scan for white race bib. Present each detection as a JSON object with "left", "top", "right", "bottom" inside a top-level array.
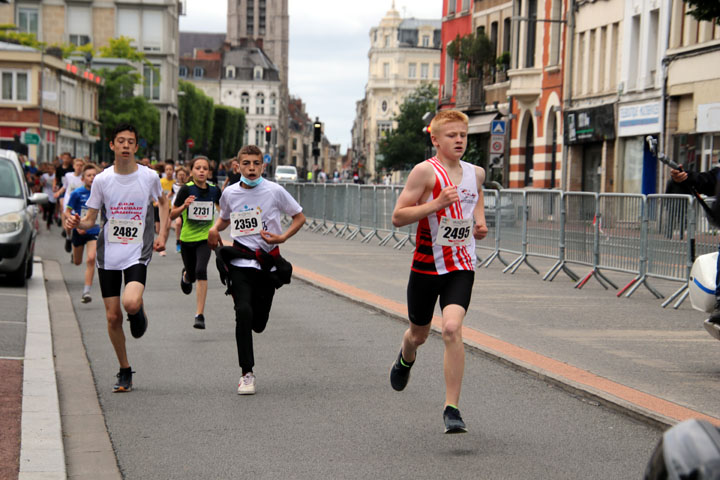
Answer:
[
  {"left": 230, "top": 210, "right": 262, "bottom": 237},
  {"left": 108, "top": 218, "right": 142, "bottom": 244},
  {"left": 187, "top": 201, "right": 213, "bottom": 221},
  {"left": 436, "top": 216, "right": 472, "bottom": 247}
]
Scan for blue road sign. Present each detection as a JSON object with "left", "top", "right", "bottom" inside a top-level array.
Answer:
[
  {"left": 491, "top": 120, "right": 506, "bottom": 135},
  {"left": 263, "top": 154, "right": 272, "bottom": 164}
]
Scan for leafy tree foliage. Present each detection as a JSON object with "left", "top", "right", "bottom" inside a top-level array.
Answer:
[
  {"left": 446, "top": 32, "right": 495, "bottom": 81},
  {"left": 98, "top": 37, "right": 148, "bottom": 63},
  {"left": 96, "top": 66, "right": 159, "bottom": 159},
  {"left": 210, "top": 105, "right": 246, "bottom": 161},
  {"left": 378, "top": 84, "right": 438, "bottom": 171},
  {"left": 683, "top": 0, "right": 720, "bottom": 22},
  {"left": 178, "top": 81, "right": 214, "bottom": 155}
]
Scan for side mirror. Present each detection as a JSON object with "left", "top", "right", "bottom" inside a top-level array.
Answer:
[
  {"left": 645, "top": 419, "right": 720, "bottom": 480},
  {"left": 28, "top": 192, "right": 49, "bottom": 205}
]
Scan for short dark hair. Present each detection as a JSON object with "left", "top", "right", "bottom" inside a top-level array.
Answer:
[
  {"left": 189, "top": 155, "right": 210, "bottom": 170},
  {"left": 110, "top": 123, "right": 138, "bottom": 143},
  {"left": 237, "top": 145, "right": 262, "bottom": 159}
]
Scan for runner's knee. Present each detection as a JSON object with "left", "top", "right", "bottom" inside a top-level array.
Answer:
[
  {"left": 442, "top": 320, "right": 462, "bottom": 343},
  {"left": 122, "top": 297, "right": 142, "bottom": 315}
]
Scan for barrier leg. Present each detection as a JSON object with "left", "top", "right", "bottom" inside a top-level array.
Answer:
[
  {"left": 543, "top": 260, "right": 580, "bottom": 282},
  {"left": 482, "top": 250, "right": 509, "bottom": 268},
  {"left": 661, "top": 283, "right": 688, "bottom": 309},
  {"left": 672, "top": 289, "right": 690, "bottom": 309},
  {"left": 621, "top": 275, "right": 664, "bottom": 299}
]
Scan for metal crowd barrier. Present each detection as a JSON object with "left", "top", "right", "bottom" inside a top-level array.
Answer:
[{"left": 279, "top": 182, "right": 709, "bottom": 309}]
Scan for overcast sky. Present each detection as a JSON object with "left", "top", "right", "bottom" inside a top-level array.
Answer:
[{"left": 179, "top": 0, "right": 442, "bottom": 151}]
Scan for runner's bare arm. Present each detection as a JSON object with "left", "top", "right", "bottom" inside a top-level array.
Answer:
[
  {"left": 260, "top": 212, "right": 306, "bottom": 245},
  {"left": 66, "top": 208, "right": 98, "bottom": 231},
  {"left": 169, "top": 195, "right": 195, "bottom": 220},
  {"left": 473, "top": 166, "right": 488, "bottom": 240},
  {"left": 154, "top": 194, "right": 169, "bottom": 251},
  {"left": 392, "top": 162, "right": 459, "bottom": 227},
  {"left": 208, "top": 217, "right": 231, "bottom": 249}
]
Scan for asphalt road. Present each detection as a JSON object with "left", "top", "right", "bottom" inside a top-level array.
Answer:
[{"left": 30, "top": 226, "right": 664, "bottom": 479}]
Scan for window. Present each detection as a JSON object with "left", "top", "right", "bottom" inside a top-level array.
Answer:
[
  {"left": 193, "top": 67, "right": 204, "bottom": 79},
  {"left": 420, "top": 63, "right": 429, "bottom": 79},
  {"left": 292, "top": 138, "right": 298, "bottom": 150},
  {"left": 17, "top": 7, "right": 39, "bottom": 36},
  {"left": 447, "top": 0, "right": 455, "bottom": 15},
  {"left": 256, "top": 92, "right": 264, "bottom": 114},
  {"left": 433, "top": 63, "right": 440, "bottom": 79},
  {"left": 68, "top": 6, "right": 91, "bottom": 46},
  {"left": 422, "top": 35, "right": 430, "bottom": 47},
  {"left": 383, "top": 62, "right": 390, "bottom": 78},
  {"left": 503, "top": 17, "right": 512, "bottom": 54},
  {"left": 444, "top": 51, "right": 454, "bottom": 97},
  {"left": 462, "top": 0, "right": 470, "bottom": 10},
  {"left": 117, "top": 9, "right": 140, "bottom": 44},
  {"left": 490, "top": 22, "right": 499, "bottom": 53},
  {"left": 254, "top": 66, "right": 263, "bottom": 80},
  {"left": 143, "top": 64, "right": 160, "bottom": 101},
  {"left": 255, "top": 124, "right": 264, "bottom": 145},
  {"left": 377, "top": 121, "right": 392, "bottom": 137},
  {"left": 226, "top": 66, "right": 235, "bottom": 78},
  {"left": 270, "top": 93, "right": 277, "bottom": 114},
  {"left": 384, "top": 35, "right": 389, "bottom": 47},
  {"left": 408, "top": 62, "right": 416, "bottom": 78},
  {"left": 179, "top": 66, "right": 188, "bottom": 78},
  {"left": 646, "top": 9, "right": 659, "bottom": 87},
  {"left": 524, "top": 0, "right": 537, "bottom": 68},
  {"left": 142, "top": 10, "right": 163, "bottom": 51},
  {"left": 240, "top": 92, "right": 249, "bottom": 112},
  {"left": 548, "top": 0, "right": 562, "bottom": 65},
  {"left": 628, "top": 15, "right": 641, "bottom": 90},
  {"left": 1, "top": 70, "right": 29, "bottom": 102}
]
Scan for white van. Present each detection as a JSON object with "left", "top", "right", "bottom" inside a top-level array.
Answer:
[{"left": 274, "top": 165, "right": 298, "bottom": 182}]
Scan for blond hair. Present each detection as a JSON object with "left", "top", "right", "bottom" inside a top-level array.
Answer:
[{"left": 429, "top": 110, "right": 469, "bottom": 134}]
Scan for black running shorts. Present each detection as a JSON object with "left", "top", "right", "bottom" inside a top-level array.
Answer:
[
  {"left": 406, "top": 270, "right": 475, "bottom": 326},
  {"left": 98, "top": 263, "right": 148, "bottom": 298}
]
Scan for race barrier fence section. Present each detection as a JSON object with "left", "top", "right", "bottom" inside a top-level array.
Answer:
[{"left": 281, "top": 183, "right": 710, "bottom": 309}]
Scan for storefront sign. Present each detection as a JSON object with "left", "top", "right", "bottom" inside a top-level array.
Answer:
[
  {"left": 564, "top": 104, "right": 615, "bottom": 145},
  {"left": 618, "top": 101, "right": 661, "bottom": 137},
  {"left": 698, "top": 103, "right": 720, "bottom": 133}
]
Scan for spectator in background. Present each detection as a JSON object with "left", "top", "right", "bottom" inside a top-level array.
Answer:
[{"left": 223, "top": 159, "right": 242, "bottom": 190}]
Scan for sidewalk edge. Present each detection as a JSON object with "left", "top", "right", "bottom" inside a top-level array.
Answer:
[{"left": 19, "top": 260, "right": 66, "bottom": 479}]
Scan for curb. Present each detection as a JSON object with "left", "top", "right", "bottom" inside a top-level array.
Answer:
[
  {"left": 292, "top": 268, "right": 716, "bottom": 430},
  {"left": 19, "top": 260, "right": 66, "bottom": 479}
]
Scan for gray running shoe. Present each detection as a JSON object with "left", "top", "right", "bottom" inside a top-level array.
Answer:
[
  {"left": 113, "top": 367, "right": 133, "bottom": 393},
  {"left": 443, "top": 406, "right": 468, "bottom": 434}
]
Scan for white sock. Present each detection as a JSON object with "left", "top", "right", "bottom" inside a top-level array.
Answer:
[{"left": 83, "top": 285, "right": 91, "bottom": 294}]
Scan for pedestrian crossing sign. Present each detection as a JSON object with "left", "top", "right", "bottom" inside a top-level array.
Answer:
[{"left": 491, "top": 120, "right": 506, "bottom": 135}]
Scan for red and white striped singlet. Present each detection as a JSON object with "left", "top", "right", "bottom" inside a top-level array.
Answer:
[{"left": 411, "top": 157, "right": 479, "bottom": 275}]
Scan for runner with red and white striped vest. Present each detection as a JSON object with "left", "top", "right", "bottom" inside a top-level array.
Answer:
[{"left": 388, "top": 110, "right": 488, "bottom": 434}]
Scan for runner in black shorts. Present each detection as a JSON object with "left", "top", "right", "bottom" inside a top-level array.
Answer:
[
  {"left": 66, "top": 123, "right": 168, "bottom": 393},
  {"left": 388, "top": 110, "right": 488, "bottom": 434}
]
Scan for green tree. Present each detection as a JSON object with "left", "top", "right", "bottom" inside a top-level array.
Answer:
[
  {"left": 178, "top": 80, "right": 214, "bottom": 155},
  {"left": 210, "top": 105, "right": 246, "bottom": 161},
  {"left": 98, "top": 36, "right": 148, "bottom": 63},
  {"left": 95, "top": 66, "right": 159, "bottom": 159},
  {"left": 683, "top": 0, "right": 720, "bottom": 22},
  {"left": 378, "top": 84, "right": 438, "bottom": 171},
  {"left": 446, "top": 31, "right": 495, "bottom": 81}
]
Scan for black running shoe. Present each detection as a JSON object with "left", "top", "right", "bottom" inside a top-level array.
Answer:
[
  {"left": 128, "top": 305, "right": 148, "bottom": 339},
  {"left": 390, "top": 350, "right": 413, "bottom": 391},
  {"left": 64, "top": 238, "right": 72, "bottom": 252},
  {"left": 443, "top": 406, "right": 468, "bottom": 434},
  {"left": 113, "top": 367, "right": 133, "bottom": 392},
  {"left": 194, "top": 314, "right": 205, "bottom": 330},
  {"left": 180, "top": 269, "right": 192, "bottom": 295}
]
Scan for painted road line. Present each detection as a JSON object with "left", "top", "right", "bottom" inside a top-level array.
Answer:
[{"left": 293, "top": 265, "right": 720, "bottom": 428}]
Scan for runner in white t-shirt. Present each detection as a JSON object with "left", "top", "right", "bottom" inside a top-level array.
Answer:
[
  {"left": 57, "top": 158, "right": 84, "bottom": 253},
  {"left": 66, "top": 123, "right": 168, "bottom": 393},
  {"left": 208, "top": 145, "right": 305, "bottom": 395}
]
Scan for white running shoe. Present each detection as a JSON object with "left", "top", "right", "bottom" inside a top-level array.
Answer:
[{"left": 237, "top": 372, "right": 256, "bottom": 395}]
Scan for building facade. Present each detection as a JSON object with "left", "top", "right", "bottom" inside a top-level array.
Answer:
[
  {"left": 226, "top": 0, "right": 289, "bottom": 170},
  {"left": 0, "top": 42, "right": 101, "bottom": 162},
  {"left": 664, "top": 1, "right": 720, "bottom": 177},
  {"left": 0, "top": 0, "right": 180, "bottom": 162},
  {"left": 361, "top": 5, "right": 441, "bottom": 180}
]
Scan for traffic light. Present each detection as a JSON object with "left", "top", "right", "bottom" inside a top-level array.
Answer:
[
  {"left": 313, "top": 120, "right": 322, "bottom": 143},
  {"left": 265, "top": 125, "right": 272, "bottom": 143}
]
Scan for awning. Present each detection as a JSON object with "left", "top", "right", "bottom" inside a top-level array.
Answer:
[{"left": 467, "top": 112, "right": 498, "bottom": 134}]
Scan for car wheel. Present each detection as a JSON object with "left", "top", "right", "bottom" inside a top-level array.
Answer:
[{"left": 8, "top": 251, "right": 28, "bottom": 287}]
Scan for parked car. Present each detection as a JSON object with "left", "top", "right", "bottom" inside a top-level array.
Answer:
[
  {"left": 274, "top": 165, "right": 298, "bottom": 182},
  {"left": 0, "top": 149, "right": 48, "bottom": 286}
]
